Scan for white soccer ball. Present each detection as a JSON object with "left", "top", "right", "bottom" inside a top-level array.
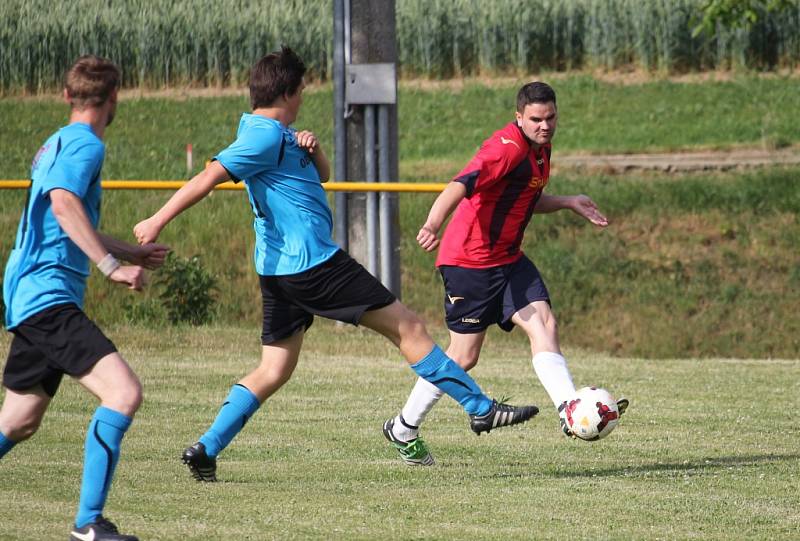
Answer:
[{"left": 564, "top": 386, "right": 620, "bottom": 441}]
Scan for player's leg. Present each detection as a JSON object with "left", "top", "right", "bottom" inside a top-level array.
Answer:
[
  {"left": 1, "top": 330, "right": 58, "bottom": 456},
  {"left": 0, "top": 386, "right": 51, "bottom": 457},
  {"left": 382, "top": 330, "right": 486, "bottom": 465},
  {"left": 183, "top": 275, "right": 309, "bottom": 481},
  {"left": 73, "top": 351, "right": 142, "bottom": 539},
  {"left": 389, "top": 330, "right": 486, "bottom": 441},
  {"left": 503, "top": 257, "right": 575, "bottom": 410},
  {"left": 360, "top": 301, "right": 537, "bottom": 434},
  {"left": 185, "top": 330, "right": 304, "bottom": 481},
  {"left": 500, "top": 256, "right": 582, "bottom": 437},
  {"left": 360, "top": 301, "right": 492, "bottom": 414},
  {"left": 511, "top": 299, "right": 575, "bottom": 406}
]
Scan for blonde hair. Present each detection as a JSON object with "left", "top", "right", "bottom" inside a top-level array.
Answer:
[{"left": 64, "top": 55, "right": 120, "bottom": 109}]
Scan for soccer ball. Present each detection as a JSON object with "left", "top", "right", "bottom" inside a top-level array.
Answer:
[{"left": 564, "top": 386, "right": 620, "bottom": 441}]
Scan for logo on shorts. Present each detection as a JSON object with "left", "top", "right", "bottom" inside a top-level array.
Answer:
[
  {"left": 447, "top": 294, "right": 464, "bottom": 304},
  {"left": 461, "top": 317, "right": 480, "bottom": 324}
]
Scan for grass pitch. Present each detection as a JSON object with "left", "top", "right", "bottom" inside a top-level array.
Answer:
[{"left": 0, "top": 324, "right": 797, "bottom": 540}]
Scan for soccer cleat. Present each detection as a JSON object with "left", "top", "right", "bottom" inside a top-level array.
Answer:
[
  {"left": 70, "top": 516, "right": 138, "bottom": 541},
  {"left": 617, "top": 398, "right": 630, "bottom": 416},
  {"left": 558, "top": 400, "right": 576, "bottom": 438},
  {"left": 382, "top": 418, "right": 434, "bottom": 466},
  {"left": 469, "top": 400, "right": 538, "bottom": 435},
  {"left": 182, "top": 442, "right": 217, "bottom": 482}
]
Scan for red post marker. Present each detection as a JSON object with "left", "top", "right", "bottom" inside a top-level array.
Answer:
[{"left": 186, "top": 143, "right": 193, "bottom": 176}]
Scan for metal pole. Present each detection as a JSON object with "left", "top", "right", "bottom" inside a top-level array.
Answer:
[
  {"left": 333, "top": 0, "right": 348, "bottom": 251},
  {"left": 378, "top": 104, "right": 396, "bottom": 294},
  {"left": 364, "top": 104, "right": 378, "bottom": 276}
]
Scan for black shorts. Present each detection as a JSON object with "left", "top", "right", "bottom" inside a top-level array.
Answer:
[
  {"left": 258, "top": 250, "right": 396, "bottom": 344},
  {"left": 439, "top": 254, "right": 550, "bottom": 334},
  {"left": 3, "top": 304, "right": 118, "bottom": 397}
]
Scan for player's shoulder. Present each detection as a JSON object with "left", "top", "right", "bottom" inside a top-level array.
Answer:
[
  {"left": 237, "top": 114, "right": 283, "bottom": 147},
  {"left": 58, "top": 124, "right": 105, "bottom": 159},
  {"left": 482, "top": 122, "right": 527, "bottom": 157}
]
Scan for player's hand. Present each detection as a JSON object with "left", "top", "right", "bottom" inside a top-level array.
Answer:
[
  {"left": 133, "top": 217, "right": 162, "bottom": 245},
  {"left": 109, "top": 265, "right": 146, "bottom": 291},
  {"left": 131, "top": 243, "right": 170, "bottom": 270},
  {"left": 417, "top": 225, "right": 440, "bottom": 252},
  {"left": 571, "top": 195, "right": 608, "bottom": 227},
  {"left": 295, "top": 130, "right": 319, "bottom": 154}
]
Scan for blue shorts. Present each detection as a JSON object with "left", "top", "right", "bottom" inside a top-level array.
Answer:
[{"left": 438, "top": 255, "right": 550, "bottom": 334}]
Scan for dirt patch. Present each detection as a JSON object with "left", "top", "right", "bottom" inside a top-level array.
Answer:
[{"left": 553, "top": 146, "right": 800, "bottom": 173}]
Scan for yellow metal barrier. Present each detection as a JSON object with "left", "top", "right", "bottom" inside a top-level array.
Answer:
[{"left": 0, "top": 180, "right": 446, "bottom": 193}]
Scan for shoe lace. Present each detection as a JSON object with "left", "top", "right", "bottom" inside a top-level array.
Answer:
[
  {"left": 95, "top": 516, "right": 120, "bottom": 534},
  {"left": 402, "top": 437, "right": 429, "bottom": 458},
  {"left": 495, "top": 396, "right": 514, "bottom": 410}
]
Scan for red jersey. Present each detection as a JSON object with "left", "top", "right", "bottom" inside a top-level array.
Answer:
[{"left": 436, "top": 122, "right": 551, "bottom": 268}]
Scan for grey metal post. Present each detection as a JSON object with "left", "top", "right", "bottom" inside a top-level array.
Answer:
[
  {"left": 364, "top": 104, "right": 378, "bottom": 276},
  {"left": 332, "top": 0, "right": 348, "bottom": 251},
  {"left": 378, "top": 104, "right": 396, "bottom": 293}
]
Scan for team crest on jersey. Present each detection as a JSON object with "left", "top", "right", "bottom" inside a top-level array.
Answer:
[
  {"left": 31, "top": 143, "right": 51, "bottom": 171},
  {"left": 528, "top": 176, "right": 548, "bottom": 190}
]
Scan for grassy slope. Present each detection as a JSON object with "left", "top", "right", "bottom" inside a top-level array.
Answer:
[
  {"left": 1, "top": 76, "right": 799, "bottom": 358},
  {"left": 2, "top": 75, "right": 800, "bottom": 179},
  {"left": 0, "top": 326, "right": 798, "bottom": 540}
]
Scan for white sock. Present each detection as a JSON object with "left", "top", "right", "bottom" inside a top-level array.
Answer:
[
  {"left": 393, "top": 377, "right": 445, "bottom": 441},
  {"left": 532, "top": 351, "right": 576, "bottom": 409}
]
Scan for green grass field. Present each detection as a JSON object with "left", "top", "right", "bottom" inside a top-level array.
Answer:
[
  {"left": 1, "top": 76, "right": 798, "bottom": 538},
  {"left": 0, "top": 326, "right": 798, "bottom": 540}
]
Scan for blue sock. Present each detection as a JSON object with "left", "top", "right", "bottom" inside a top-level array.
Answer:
[
  {"left": 75, "top": 407, "right": 132, "bottom": 529},
  {"left": 411, "top": 346, "right": 492, "bottom": 416},
  {"left": 199, "top": 384, "right": 261, "bottom": 458},
  {"left": 0, "top": 431, "right": 16, "bottom": 458}
]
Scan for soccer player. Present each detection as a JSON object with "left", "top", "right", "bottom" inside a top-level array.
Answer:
[
  {"left": 133, "top": 46, "right": 537, "bottom": 481},
  {"left": 0, "top": 55, "right": 169, "bottom": 540},
  {"left": 382, "top": 82, "right": 629, "bottom": 465}
]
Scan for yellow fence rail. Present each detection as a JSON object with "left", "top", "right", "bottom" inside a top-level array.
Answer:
[{"left": 0, "top": 180, "right": 446, "bottom": 193}]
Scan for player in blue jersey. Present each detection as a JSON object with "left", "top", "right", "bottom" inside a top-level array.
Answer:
[
  {"left": 133, "top": 46, "right": 538, "bottom": 481},
  {"left": 0, "top": 56, "right": 169, "bottom": 541}
]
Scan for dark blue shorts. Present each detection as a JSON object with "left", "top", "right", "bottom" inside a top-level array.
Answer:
[{"left": 439, "top": 255, "right": 550, "bottom": 334}]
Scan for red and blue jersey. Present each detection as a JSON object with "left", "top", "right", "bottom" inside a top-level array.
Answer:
[{"left": 436, "top": 122, "right": 551, "bottom": 268}]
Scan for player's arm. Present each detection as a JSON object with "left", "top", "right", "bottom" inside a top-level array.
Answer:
[
  {"left": 97, "top": 233, "right": 169, "bottom": 270},
  {"left": 134, "top": 160, "right": 231, "bottom": 244},
  {"left": 417, "top": 181, "right": 467, "bottom": 252},
  {"left": 296, "top": 130, "right": 330, "bottom": 182},
  {"left": 534, "top": 193, "right": 609, "bottom": 227},
  {"left": 49, "top": 189, "right": 146, "bottom": 290}
]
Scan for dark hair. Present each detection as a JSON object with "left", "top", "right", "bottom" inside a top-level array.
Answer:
[
  {"left": 516, "top": 82, "right": 556, "bottom": 112},
  {"left": 249, "top": 46, "right": 307, "bottom": 109},
  {"left": 64, "top": 55, "right": 121, "bottom": 109}
]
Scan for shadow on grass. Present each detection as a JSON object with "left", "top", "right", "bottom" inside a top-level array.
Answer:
[{"left": 487, "top": 453, "right": 800, "bottom": 480}]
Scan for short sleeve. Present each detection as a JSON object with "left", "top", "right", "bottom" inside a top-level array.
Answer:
[
  {"left": 42, "top": 138, "right": 104, "bottom": 199},
  {"left": 453, "top": 136, "right": 524, "bottom": 198},
  {"left": 215, "top": 124, "right": 283, "bottom": 182}
]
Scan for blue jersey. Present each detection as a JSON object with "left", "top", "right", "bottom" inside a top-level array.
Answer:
[
  {"left": 3, "top": 123, "right": 105, "bottom": 329},
  {"left": 215, "top": 113, "right": 339, "bottom": 276}
]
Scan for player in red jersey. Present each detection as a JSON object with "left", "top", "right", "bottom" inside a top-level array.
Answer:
[{"left": 382, "top": 82, "right": 628, "bottom": 465}]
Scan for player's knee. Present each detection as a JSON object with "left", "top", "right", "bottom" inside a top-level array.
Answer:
[
  {"left": 108, "top": 380, "right": 143, "bottom": 417},
  {"left": 3, "top": 416, "right": 43, "bottom": 442},
  {"left": 399, "top": 311, "right": 429, "bottom": 343},
  {"left": 450, "top": 350, "right": 480, "bottom": 371}
]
